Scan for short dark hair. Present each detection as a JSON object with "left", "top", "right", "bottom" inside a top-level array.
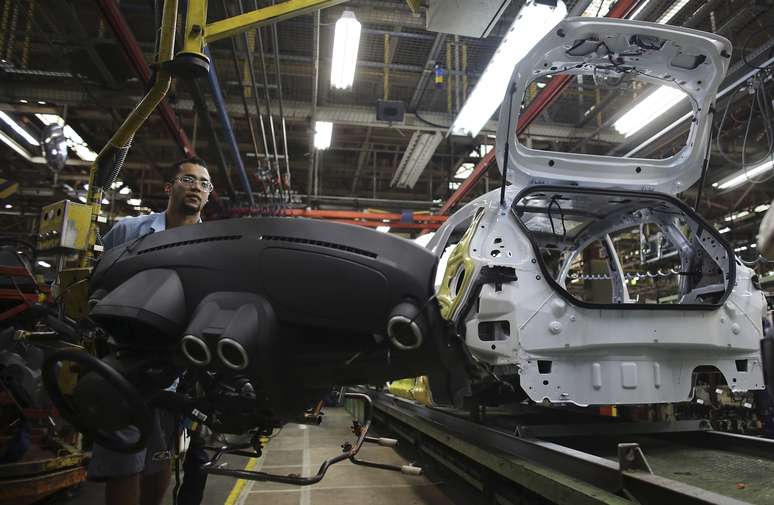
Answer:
[{"left": 163, "top": 156, "right": 209, "bottom": 182}]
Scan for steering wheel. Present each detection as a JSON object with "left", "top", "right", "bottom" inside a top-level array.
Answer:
[{"left": 42, "top": 349, "right": 153, "bottom": 453}]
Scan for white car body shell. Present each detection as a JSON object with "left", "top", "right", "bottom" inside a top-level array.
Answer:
[{"left": 428, "top": 17, "right": 766, "bottom": 406}]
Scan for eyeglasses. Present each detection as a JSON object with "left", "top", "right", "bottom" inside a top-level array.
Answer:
[{"left": 175, "top": 174, "right": 214, "bottom": 193}]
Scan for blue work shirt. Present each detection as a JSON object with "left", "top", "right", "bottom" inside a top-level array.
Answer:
[{"left": 102, "top": 212, "right": 168, "bottom": 251}]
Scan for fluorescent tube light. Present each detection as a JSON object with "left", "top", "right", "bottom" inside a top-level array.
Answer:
[
  {"left": 127, "top": 198, "right": 143, "bottom": 206},
  {"left": 391, "top": 131, "right": 444, "bottom": 189},
  {"left": 755, "top": 203, "right": 770, "bottom": 213},
  {"left": 330, "top": 10, "right": 361, "bottom": 89},
  {"left": 718, "top": 227, "right": 730, "bottom": 234},
  {"left": 36, "top": 260, "right": 52, "bottom": 268},
  {"left": 724, "top": 210, "right": 750, "bottom": 222},
  {"left": 713, "top": 159, "right": 774, "bottom": 190},
  {"left": 0, "top": 111, "right": 39, "bottom": 145},
  {"left": 36, "top": 113, "right": 98, "bottom": 161},
  {"left": 657, "top": 0, "right": 690, "bottom": 24},
  {"left": 454, "top": 163, "right": 475, "bottom": 180},
  {"left": 581, "top": 0, "right": 615, "bottom": 17},
  {"left": 613, "top": 86, "right": 685, "bottom": 137},
  {"left": 629, "top": 0, "right": 651, "bottom": 19},
  {"left": 376, "top": 226, "right": 391, "bottom": 233},
  {"left": 314, "top": 121, "right": 333, "bottom": 150},
  {"left": 119, "top": 186, "right": 132, "bottom": 195},
  {"left": 450, "top": 1, "right": 567, "bottom": 137}
]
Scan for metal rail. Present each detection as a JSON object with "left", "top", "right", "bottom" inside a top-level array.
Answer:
[{"left": 366, "top": 390, "right": 773, "bottom": 505}]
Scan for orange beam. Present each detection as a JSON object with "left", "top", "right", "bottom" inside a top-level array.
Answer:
[
  {"left": 330, "top": 220, "right": 443, "bottom": 230},
  {"left": 283, "top": 209, "right": 447, "bottom": 223}
]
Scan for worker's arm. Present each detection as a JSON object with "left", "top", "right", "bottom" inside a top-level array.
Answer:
[{"left": 101, "top": 220, "right": 129, "bottom": 251}]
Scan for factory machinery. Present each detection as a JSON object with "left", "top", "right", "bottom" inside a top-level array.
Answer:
[{"left": 2, "top": 2, "right": 774, "bottom": 505}]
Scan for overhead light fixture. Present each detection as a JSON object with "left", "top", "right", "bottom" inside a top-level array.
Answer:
[
  {"left": 314, "top": 121, "right": 333, "bottom": 150},
  {"left": 450, "top": 0, "right": 567, "bottom": 137},
  {"left": 724, "top": 210, "right": 750, "bottom": 222},
  {"left": 391, "top": 131, "right": 444, "bottom": 189},
  {"left": 734, "top": 245, "right": 748, "bottom": 253},
  {"left": 629, "top": 0, "right": 651, "bottom": 19},
  {"left": 581, "top": 0, "right": 615, "bottom": 17},
  {"left": 127, "top": 198, "right": 142, "bottom": 206},
  {"left": 0, "top": 110, "right": 39, "bottom": 145},
  {"left": 0, "top": 129, "right": 34, "bottom": 159},
  {"left": 718, "top": 227, "right": 730, "bottom": 234},
  {"left": 330, "top": 9, "right": 361, "bottom": 89},
  {"left": 612, "top": 86, "right": 685, "bottom": 137},
  {"left": 4, "top": 204, "right": 12, "bottom": 209},
  {"left": 755, "top": 203, "right": 771, "bottom": 213},
  {"left": 36, "top": 113, "right": 98, "bottom": 161},
  {"left": 454, "top": 162, "right": 475, "bottom": 180},
  {"left": 657, "top": 0, "right": 690, "bottom": 24},
  {"left": 36, "top": 260, "right": 52, "bottom": 268},
  {"left": 18, "top": 99, "right": 28, "bottom": 104},
  {"left": 713, "top": 159, "right": 774, "bottom": 190},
  {"left": 77, "top": 195, "right": 87, "bottom": 203},
  {"left": 119, "top": 186, "right": 132, "bottom": 195},
  {"left": 376, "top": 226, "right": 391, "bottom": 233}
]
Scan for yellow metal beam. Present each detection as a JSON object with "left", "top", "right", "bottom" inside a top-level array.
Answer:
[{"left": 205, "top": 0, "right": 348, "bottom": 44}]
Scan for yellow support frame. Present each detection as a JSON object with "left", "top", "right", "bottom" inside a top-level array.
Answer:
[{"left": 80, "top": 0, "right": 349, "bottom": 266}]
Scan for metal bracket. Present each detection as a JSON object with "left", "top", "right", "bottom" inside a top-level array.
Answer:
[{"left": 618, "top": 443, "right": 653, "bottom": 474}]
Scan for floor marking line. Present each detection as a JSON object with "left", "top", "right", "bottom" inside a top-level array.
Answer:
[
  {"left": 299, "top": 428, "right": 311, "bottom": 505},
  {"left": 224, "top": 457, "right": 258, "bottom": 505}
]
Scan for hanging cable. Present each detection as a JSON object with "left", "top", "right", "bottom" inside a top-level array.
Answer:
[
  {"left": 222, "top": 0, "right": 266, "bottom": 207},
  {"left": 269, "top": 0, "right": 292, "bottom": 205},
  {"left": 252, "top": 0, "right": 283, "bottom": 210},
  {"left": 237, "top": 0, "right": 273, "bottom": 213}
]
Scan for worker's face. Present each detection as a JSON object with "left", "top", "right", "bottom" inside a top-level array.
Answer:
[{"left": 165, "top": 163, "right": 211, "bottom": 214}]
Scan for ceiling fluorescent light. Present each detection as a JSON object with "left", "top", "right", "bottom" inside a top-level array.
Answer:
[
  {"left": 450, "top": 1, "right": 567, "bottom": 137},
  {"left": 391, "top": 131, "right": 444, "bottom": 189},
  {"left": 314, "top": 121, "right": 333, "bottom": 150},
  {"left": 628, "top": 0, "right": 651, "bottom": 19},
  {"left": 581, "top": 0, "right": 615, "bottom": 17},
  {"left": 718, "top": 227, "right": 730, "bottom": 234},
  {"left": 454, "top": 163, "right": 475, "bottom": 180},
  {"left": 0, "top": 129, "right": 33, "bottom": 160},
  {"left": 657, "top": 0, "right": 690, "bottom": 24},
  {"left": 330, "top": 10, "right": 361, "bottom": 89},
  {"left": 376, "top": 226, "right": 391, "bottom": 233},
  {"left": 612, "top": 86, "right": 685, "bottom": 137},
  {"left": 36, "top": 113, "right": 98, "bottom": 161},
  {"left": 713, "top": 159, "right": 774, "bottom": 190},
  {"left": 127, "top": 198, "right": 142, "bottom": 206},
  {"left": 0, "top": 111, "right": 39, "bottom": 145}
]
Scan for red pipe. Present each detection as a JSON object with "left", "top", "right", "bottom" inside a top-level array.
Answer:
[
  {"left": 438, "top": 0, "right": 639, "bottom": 215},
  {"left": 95, "top": 0, "right": 195, "bottom": 157}
]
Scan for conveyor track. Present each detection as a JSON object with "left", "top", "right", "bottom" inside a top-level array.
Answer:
[{"left": 352, "top": 390, "right": 774, "bottom": 505}]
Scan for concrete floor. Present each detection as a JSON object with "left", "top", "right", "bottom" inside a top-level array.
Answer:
[{"left": 54, "top": 407, "right": 480, "bottom": 505}]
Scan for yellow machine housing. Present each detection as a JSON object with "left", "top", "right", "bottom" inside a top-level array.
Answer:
[{"left": 38, "top": 200, "right": 92, "bottom": 252}]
